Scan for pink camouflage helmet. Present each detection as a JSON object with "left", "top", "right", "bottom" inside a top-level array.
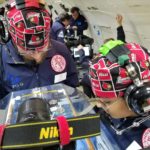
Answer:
[
  {"left": 6, "top": 0, "right": 51, "bottom": 53},
  {"left": 90, "top": 41, "right": 150, "bottom": 100}
]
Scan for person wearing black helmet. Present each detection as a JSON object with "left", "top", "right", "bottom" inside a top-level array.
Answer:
[{"left": 51, "top": 12, "right": 71, "bottom": 43}]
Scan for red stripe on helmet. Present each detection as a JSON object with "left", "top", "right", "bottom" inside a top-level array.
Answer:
[{"left": 25, "top": 0, "right": 39, "bottom": 8}]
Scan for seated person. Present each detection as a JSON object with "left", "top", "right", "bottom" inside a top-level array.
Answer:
[{"left": 50, "top": 12, "right": 71, "bottom": 43}]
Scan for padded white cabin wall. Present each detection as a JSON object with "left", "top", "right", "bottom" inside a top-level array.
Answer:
[{"left": 47, "top": 0, "right": 150, "bottom": 52}]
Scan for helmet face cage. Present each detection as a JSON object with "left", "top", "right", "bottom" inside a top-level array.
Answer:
[{"left": 6, "top": 6, "right": 51, "bottom": 53}]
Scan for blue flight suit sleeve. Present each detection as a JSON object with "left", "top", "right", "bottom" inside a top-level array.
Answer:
[
  {"left": 70, "top": 15, "right": 88, "bottom": 35},
  {"left": 117, "top": 26, "right": 126, "bottom": 43},
  {"left": 77, "top": 15, "right": 88, "bottom": 32}
]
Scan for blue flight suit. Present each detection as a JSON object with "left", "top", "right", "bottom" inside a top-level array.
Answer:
[
  {"left": 70, "top": 15, "right": 88, "bottom": 35},
  {"left": 50, "top": 20, "right": 66, "bottom": 43},
  {"left": 0, "top": 39, "right": 79, "bottom": 99}
]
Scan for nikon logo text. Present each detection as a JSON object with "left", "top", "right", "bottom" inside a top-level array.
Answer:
[{"left": 39, "top": 126, "right": 73, "bottom": 140}]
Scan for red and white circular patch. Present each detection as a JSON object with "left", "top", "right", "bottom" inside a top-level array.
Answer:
[
  {"left": 142, "top": 128, "right": 150, "bottom": 148},
  {"left": 51, "top": 55, "right": 66, "bottom": 73}
]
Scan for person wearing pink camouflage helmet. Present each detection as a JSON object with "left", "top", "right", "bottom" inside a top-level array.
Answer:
[{"left": 90, "top": 40, "right": 150, "bottom": 118}]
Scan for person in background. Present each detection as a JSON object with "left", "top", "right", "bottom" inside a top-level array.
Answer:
[
  {"left": 70, "top": 7, "right": 88, "bottom": 36},
  {"left": 50, "top": 12, "right": 71, "bottom": 43}
]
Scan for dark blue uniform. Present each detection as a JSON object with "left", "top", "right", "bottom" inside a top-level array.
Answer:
[
  {"left": 0, "top": 39, "right": 79, "bottom": 99},
  {"left": 50, "top": 20, "right": 66, "bottom": 43},
  {"left": 70, "top": 15, "right": 88, "bottom": 35}
]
